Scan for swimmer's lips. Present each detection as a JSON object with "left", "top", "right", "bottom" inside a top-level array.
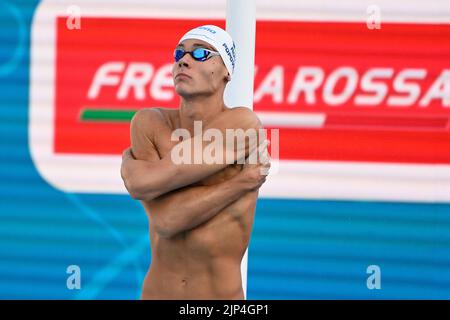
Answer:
[{"left": 175, "top": 73, "right": 192, "bottom": 81}]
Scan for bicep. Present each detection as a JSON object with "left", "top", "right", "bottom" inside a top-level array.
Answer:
[
  {"left": 123, "top": 108, "right": 183, "bottom": 200},
  {"left": 205, "top": 107, "right": 265, "bottom": 157},
  {"left": 130, "top": 109, "right": 162, "bottom": 162}
]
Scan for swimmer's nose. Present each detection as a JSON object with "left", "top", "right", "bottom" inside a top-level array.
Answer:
[
  {"left": 177, "top": 53, "right": 192, "bottom": 68},
  {"left": 178, "top": 60, "right": 188, "bottom": 68}
]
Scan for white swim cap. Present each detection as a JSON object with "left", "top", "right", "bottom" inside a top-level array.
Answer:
[{"left": 178, "top": 25, "right": 236, "bottom": 78}]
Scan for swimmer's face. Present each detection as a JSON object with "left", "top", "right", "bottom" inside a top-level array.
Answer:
[{"left": 172, "top": 39, "right": 230, "bottom": 98}]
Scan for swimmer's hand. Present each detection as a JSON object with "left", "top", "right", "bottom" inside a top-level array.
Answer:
[
  {"left": 233, "top": 139, "right": 271, "bottom": 191},
  {"left": 122, "top": 147, "right": 135, "bottom": 160}
]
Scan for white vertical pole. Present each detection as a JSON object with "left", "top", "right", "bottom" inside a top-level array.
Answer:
[
  {"left": 224, "top": 0, "right": 256, "bottom": 300},
  {"left": 225, "top": 0, "right": 256, "bottom": 108}
]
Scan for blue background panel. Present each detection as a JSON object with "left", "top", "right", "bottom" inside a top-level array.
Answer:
[{"left": 0, "top": 0, "right": 449, "bottom": 299}]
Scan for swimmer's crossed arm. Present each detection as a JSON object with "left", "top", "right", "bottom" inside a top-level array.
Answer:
[
  {"left": 121, "top": 107, "right": 267, "bottom": 201},
  {"left": 121, "top": 108, "right": 270, "bottom": 238},
  {"left": 140, "top": 155, "right": 268, "bottom": 238}
]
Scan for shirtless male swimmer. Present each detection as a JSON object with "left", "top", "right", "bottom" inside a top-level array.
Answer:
[{"left": 120, "top": 25, "right": 270, "bottom": 300}]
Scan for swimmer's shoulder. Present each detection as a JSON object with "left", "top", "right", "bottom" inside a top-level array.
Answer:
[
  {"left": 226, "top": 105, "right": 259, "bottom": 117},
  {"left": 224, "top": 106, "right": 263, "bottom": 128},
  {"left": 132, "top": 107, "right": 178, "bottom": 131}
]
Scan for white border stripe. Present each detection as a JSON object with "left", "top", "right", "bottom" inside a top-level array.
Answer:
[
  {"left": 29, "top": 0, "right": 450, "bottom": 203},
  {"left": 257, "top": 112, "right": 325, "bottom": 128}
]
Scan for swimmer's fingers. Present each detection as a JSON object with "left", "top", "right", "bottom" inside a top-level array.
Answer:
[
  {"left": 122, "top": 147, "right": 135, "bottom": 161},
  {"left": 258, "top": 140, "right": 271, "bottom": 164},
  {"left": 245, "top": 139, "right": 270, "bottom": 166},
  {"left": 244, "top": 145, "right": 258, "bottom": 165},
  {"left": 258, "top": 140, "right": 271, "bottom": 176},
  {"left": 259, "top": 158, "right": 271, "bottom": 176}
]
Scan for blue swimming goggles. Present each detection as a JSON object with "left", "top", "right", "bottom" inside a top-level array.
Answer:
[{"left": 174, "top": 47, "right": 221, "bottom": 62}]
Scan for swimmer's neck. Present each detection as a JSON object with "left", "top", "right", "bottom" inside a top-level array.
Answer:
[{"left": 178, "top": 94, "right": 228, "bottom": 135}]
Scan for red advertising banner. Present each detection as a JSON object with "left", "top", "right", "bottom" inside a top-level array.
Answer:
[{"left": 55, "top": 18, "right": 450, "bottom": 164}]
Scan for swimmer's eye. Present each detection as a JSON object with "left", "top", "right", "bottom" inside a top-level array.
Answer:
[{"left": 174, "top": 48, "right": 220, "bottom": 62}]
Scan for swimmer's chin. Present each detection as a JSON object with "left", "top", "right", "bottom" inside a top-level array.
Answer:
[
  {"left": 175, "top": 88, "right": 194, "bottom": 99},
  {"left": 175, "top": 87, "right": 205, "bottom": 99}
]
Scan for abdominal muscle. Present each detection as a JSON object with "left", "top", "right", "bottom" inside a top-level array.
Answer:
[
  {"left": 140, "top": 166, "right": 258, "bottom": 300},
  {"left": 141, "top": 253, "right": 245, "bottom": 300}
]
